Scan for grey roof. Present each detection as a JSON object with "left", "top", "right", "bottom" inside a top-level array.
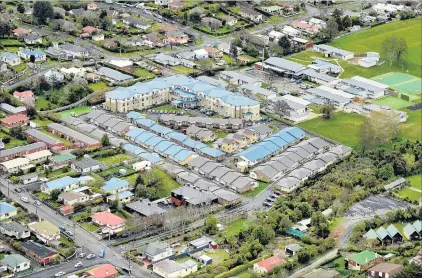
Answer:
[
  {"left": 296, "top": 141, "right": 318, "bottom": 154},
  {"left": 253, "top": 165, "right": 278, "bottom": 179},
  {"left": 329, "top": 145, "right": 352, "bottom": 157},
  {"left": 126, "top": 199, "right": 166, "bottom": 217},
  {"left": 303, "top": 69, "right": 335, "bottom": 82},
  {"left": 289, "top": 147, "right": 311, "bottom": 159},
  {"left": 20, "top": 173, "right": 38, "bottom": 180},
  {"left": 212, "top": 188, "right": 240, "bottom": 202},
  {"left": 172, "top": 186, "right": 216, "bottom": 205},
  {"left": 209, "top": 166, "right": 231, "bottom": 179},
  {"left": 307, "top": 87, "right": 350, "bottom": 104},
  {"left": 285, "top": 243, "right": 302, "bottom": 252},
  {"left": 317, "top": 152, "right": 337, "bottom": 164},
  {"left": 340, "top": 78, "right": 384, "bottom": 93},
  {"left": 125, "top": 17, "right": 149, "bottom": 26},
  {"left": 307, "top": 137, "right": 329, "bottom": 150},
  {"left": 177, "top": 171, "right": 201, "bottom": 184},
  {"left": 0, "top": 221, "right": 29, "bottom": 233},
  {"left": 251, "top": 124, "right": 273, "bottom": 135},
  {"left": 232, "top": 177, "right": 253, "bottom": 190},
  {"left": 0, "top": 103, "right": 27, "bottom": 114},
  {"left": 384, "top": 177, "right": 406, "bottom": 190},
  {"left": 24, "top": 129, "right": 61, "bottom": 145},
  {"left": 302, "top": 159, "right": 326, "bottom": 171},
  {"left": 21, "top": 241, "right": 55, "bottom": 258},
  {"left": 289, "top": 167, "right": 312, "bottom": 179},
  {"left": 85, "top": 110, "right": 106, "bottom": 120},
  {"left": 275, "top": 176, "right": 300, "bottom": 189},
  {"left": 103, "top": 117, "right": 123, "bottom": 128},
  {"left": 189, "top": 236, "right": 213, "bottom": 248},
  {"left": 1, "top": 254, "right": 30, "bottom": 267},
  {"left": 241, "top": 84, "right": 276, "bottom": 96},
  {"left": 264, "top": 57, "right": 305, "bottom": 73},
  {"left": 48, "top": 123, "right": 99, "bottom": 145},
  {"left": 0, "top": 142, "right": 46, "bottom": 159},
  {"left": 195, "top": 179, "right": 219, "bottom": 191},
  {"left": 221, "top": 71, "right": 259, "bottom": 84},
  {"left": 279, "top": 152, "right": 301, "bottom": 164},
  {"left": 199, "top": 162, "right": 220, "bottom": 174},
  {"left": 315, "top": 44, "right": 353, "bottom": 57},
  {"left": 266, "top": 160, "right": 287, "bottom": 172},
  {"left": 139, "top": 241, "right": 170, "bottom": 256},
  {"left": 221, "top": 171, "right": 242, "bottom": 184},
  {"left": 61, "top": 43, "right": 86, "bottom": 54},
  {"left": 72, "top": 158, "right": 101, "bottom": 170},
  {"left": 97, "top": 67, "right": 133, "bottom": 82},
  {"left": 188, "top": 156, "right": 211, "bottom": 168},
  {"left": 153, "top": 259, "right": 185, "bottom": 274}
]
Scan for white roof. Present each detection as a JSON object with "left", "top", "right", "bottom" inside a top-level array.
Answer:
[
  {"left": 281, "top": 94, "right": 311, "bottom": 106},
  {"left": 283, "top": 26, "right": 301, "bottom": 34},
  {"left": 293, "top": 37, "right": 308, "bottom": 43},
  {"left": 194, "top": 49, "right": 208, "bottom": 56},
  {"left": 60, "top": 67, "right": 87, "bottom": 75},
  {"left": 318, "top": 85, "right": 354, "bottom": 99},
  {"left": 0, "top": 157, "right": 30, "bottom": 169},
  {"left": 25, "top": 150, "right": 52, "bottom": 161},
  {"left": 109, "top": 59, "right": 134, "bottom": 68},
  {"left": 351, "top": 76, "right": 389, "bottom": 89},
  {"left": 268, "top": 30, "right": 284, "bottom": 38}
]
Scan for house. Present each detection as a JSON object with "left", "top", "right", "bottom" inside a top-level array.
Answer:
[
  {"left": 250, "top": 124, "right": 273, "bottom": 140},
  {"left": 13, "top": 27, "right": 31, "bottom": 38},
  {"left": 71, "top": 158, "right": 101, "bottom": 173},
  {"left": 125, "top": 199, "right": 166, "bottom": 218},
  {"left": 155, "top": 53, "right": 180, "bottom": 66},
  {"left": 58, "top": 191, "right": 89, "bottom": 206},
  {"left": 24, "top": 32, "right": 42, "bottom": 45},
  {"left": 241, "top": 84, "right": 277, "bottom": 100},
  {"left": 0, "top": 158, "right": 34, "bottom": 174},
  {"left": 0, "top": 52, "right": 21, "bottom": 66},
  {"left": 285, "top": 243, "right": 303, "bottom": 256},
  {"left": 132, "top": 161, "right": 152, "bottom": 171},
  {"left": 309, "top": 18, "right": 327, "bottom": 28},
  {"left": 41, "top": 176, "right": 84, "bottom": 194},
  {"left": 1, "top": 254, "right": 31, "bottom": 273},
  {"left": 194, "top": 49, "right": 209, "bottom": 60},
  {"left": 261, "top": 57, "right": 306, "bottom": 78},
  {"left": 292, "top": 21, "right": 319, "bottom": 34},
  {"left": 189, "top": 6, "right": 206, "bottom": 17},
  {"left": 282, "top": 25, "right": 301, "bottom": 37},
  {"left": 268, "top": 30, "right": 284, "bottom": 41},
  {"left": 218, "top": 42, "right": 242, "bottom": 55},
  {"left": 366, "top": 263, "right": 403, "bottom": 278},
  {"left": 82, "top": 26, "right": 96, "bottom": 35},
  {"left": 158, "top": 24, "right": 177, "bottom": 33},
  {"left": 201, "top": 17, "right": 222, "bottom": 30},
  {"left": 91, "top": 212, "right": 125, "bottom": 234},
  {"left": 239, "top": 7, "right": 264, "bottom": 22},
  {"left": 18, "top": 49, "right": 46, "bottom": 62},
  {"left": 97, "top": 66, "right": 134, "bottom": 82},
  {"left": 261, "top": 5, "right": 283, "bottom": 14},
  {"left": 46, "top": 154, "right": 76, "bottom": 171},
  {"left": 347, "top": 250, "right": 384, "bottom": 271},
  {"left": 153, "top": 259, "right": 197, "bottom": 278},
  {"left": 302, "top": 69, "right": 335, "bottom": 85},
  {"left": 106, "top": 190, "right": 134, "bottom": 203},
  {"left": 139, "top": 241, "right": 174, "bottom": 262},
  {"left": 19, "top": 173, "right": 38, "bottom": 185},
  {"left": 302, "top": 268, "right": 339, "bottom": 278},
  {"left": 221, "top": 15, "right": 237, "bottom": 26},
  {"left": 24, "top": 149, "right": 52, "bottom": 165},
  {"left": 186, "top": 126, "right": 216, "bottom": 142},
  {"left": 102, "top": 177, "right": 130, "bottom": 194},
  {"left": 220, "top": 71, "right": 262, "bottom": 86},
  {"left": 60, "top": 43, "right": 89, "bottom": 58},
  {"left": 171, "top": 186, "right": 218, "bottom": 207},
  {"left": 21, "top": 241, "right": 58, "bottom": 265},
  {"left": 204, "top": 47, "right": 223, "bottom": 58},
  {"left": 69, "top": 8, "right": 85, "bottom": 17},
  {"left": 86, "top": 264, "right": 118, "bottom": 278},
  {"left": 0, "top": 61, "right": 7, "bottom": 72},
  {"left": 28, "top": 221, "right": 60, "bottom": 243},
  {"left": 92, "top": 33, "right": 104, "bottom": 41},
  {"left": 44, "top": 70, "right": 65, "bottom": 84},
  {"left": 253, "top": 256, "right": 285, "bottom": 274},
  {"left": 13, "top": 90, "right": 35, "bottom": 104},
  {"left": 0, "top": 104, "right": 26, "bottom": 116},
  {"left": 143, "top": 33, "right": 164, "bottom": 47},
  {"left": 1, "top": 114, "right": 29, "bottom": 128},
  {"left": 123, "top": 17, "right": 150, "bottom": 30},
  {"left": 313, "top": 44, "right": 354, "bottom": 60},
  {"left": 87, "top": 3, "right": 98, "bottom": 10},
  {"left": 48, "top": 123, "right": 100, "bottom": 148},
  {"left": 310, "top": 59, "right": 342, "bottom": 74},
  {"left": 189, "top": 237, "right": 214, "bottom": 249},
  {"left": 403, "top": 220, "right": 421, "bottom": 240},
  {"left": 0, "top": 221, "right": 30, "bottom": 239}
]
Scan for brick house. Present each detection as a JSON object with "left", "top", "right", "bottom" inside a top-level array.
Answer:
[
  {"left": 347, "top": 251, "right": 384, "bottom": 271},
  {"left": 366, "top": 263, "right": 403, "bottom": 278},
  {"left": 1, "top": 114, "right": 29, "bottom": 128},
  {"left": 21, "top": 241, "right": 58, "bottom": 265}
]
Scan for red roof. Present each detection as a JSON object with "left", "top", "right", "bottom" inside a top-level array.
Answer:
[
  {"left": 13, "top": 27, "right": 31, "bottom": 35},
  {"left": 256, "top": 256, "right": 285, "bottom": 271},
  {"left": 13, "top": 90, "right": 34, "bottom": 99},
  {"left": 1, "top": 114, "right": 28, "bottom": 125},
  {"left": 82, "top": 26, "right": 96, "bottom": 34},
  {"left": 87, "top": 264, "right": 118, "bottom": 278},
  {"left": 91, "top": 212, "right": 125, "bottom": 226}
]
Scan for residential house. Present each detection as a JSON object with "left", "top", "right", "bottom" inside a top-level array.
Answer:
[
  {"left": 201, "top": 17, "right": 222, "bottom": 30},
  {"left": 239, "top": 7, "right": 264, "bottom": 22},
  {"left": 1, "top": 254, "right": 30, "bottom": 273},
  {"left": 253, "top": 256, "right": 285, "bottom": 274},
  {"left": 347, "top": 251, "right": 384, "bottom": 271},
  {"left": 60, "top": 43, "right": 89, "bottom": 58},
  {"left": 102, "top": 178, "right": 130, "bottom": 195},
  {"left": 0, "top": 61, "right": 7, "bottom": 72},
  {"left": 204, "top": 47, "right": 223, "bottom": 58},
  {"left": 221, "top": 15, "right": 237, "bottom": 26},
  {"left": 0, "top": 142, "right": 46, "bottom": 163},
  {"left": 106, "top": 190, "right": 134, "bottom": 204},
  {"left": 125, "top": 199, "right": 166, "bottom": 218},
  {"left": 123, "top": 17, "right": 150, "bottom": 30},
  {"left": 0, "top": 158, "right": 34, "bottom": 174},
  {"left": 18, "top": 49, "right": 46, "bottom": 62},
  {"left": 285, "top": 243, "right": 303, "bottom": 256},
  {"left": 309, "top": 18, "right": 327, "bottom": 28},
  {"left": 91, "top": 212, "right": 125, "bottom": 235},
  {"left": 171, "top": 186, "right": 218, "bottom": 207},
  {"left": 21, "top": 241, "right": 58, "bottom": 265},
  {"left": 86, "top": 264, "right": 118, "bottom": 278},
  {"left": 268, "top": 30, "right": 285, "bottom": 42},
  {"left": 0, "top": 52, "right": 21, "bottom": 66},
  {"left": 28, "top": 221, "right": 60, "bottom": 243},
  {"left": 194, "top": 49, "right": 209, "bottom": 60},
  {"left": 19, "top": 173, "right": 38, "bottom": 185},
  {"left": 260, "top": 57, "right": 306, "bottom": 78},
  {"left": 292, "top": 21, "right": 319, "bottom": 34},
  {"left": 13, "top": 27, "right": 31, "bottom": 38},
  {"left": 24, "top": 33, "right": 42, "bottom": 45},
  {"left": 13, "top": 90, "right": 35, "bottom": 105},
  {"left": 1, "top": 114, "right": 29, "bottom": 128},
  {"left": 189, "top": 6, "right": 206, "bottom": 17},
  {"left": 366, "top": 263, "right": 403, "bottom": 278},
  {"left": 87, "top": 3, "right": 98, "bottom": 10},
  {"left": 218, "top": 42, "right": 242, "bottom": 55},
  {"left": 46, "top": 154, "right": 76, "bottom": 171},
  {"left": 158, "top": 24, "right": 177, "bottom": 33},
  {"left": 139, "top": 241, "right": 174, "bottom": 262},
  {"left": 71, "top": 158, "right": 101, "bottom": 173},
  {"left": 153, "top": 259, "right": 197, "bottom": 278},
  {"left": 310, "top": 59, "right": 342, "bottom": 74},
  {"left": 48, "top": 123, "right": 100, "bottom": 148},
  {"left": 261, "top": 5, "right": 283, "bottom": 14},
  {"left": 0, "top": 221, "right": 30, "bottom": 239},
  {"left": 58, "top": 191, "right": 89, "bottom": 206},
  {"left": 69, "top": 8, "right": 85, "bottom": 17},
  {"left": 186, "top": 126, "right": 216, "bottom": 142},
  {"left": 41, "top": 176, "right": 83, "bottom": 194},
  {"left": 44, "top": 70, "right": 65, "bottom": 84},
  {"left": 143, "top": 33, "right": 164, "bottom": 47},
  {"left": 282, "top": 25, "right": 301, "bottom": 37},
  {"left": 24, "top": 149, "right": 52, "bottom": 165},
  {"left": 403, "top": 220, "right": 421, "bottom": 240}
]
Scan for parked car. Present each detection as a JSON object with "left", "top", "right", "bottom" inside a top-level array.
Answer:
[
  {"left": 74, "top": 261, "right": 83, "bottom": 268},
  {"left": 55, "top": 271, "right": 66, "bottom": 277},
  {"left": 86, "top": 253, "right": 96, "bottom": 259},
  {"left": 79, "top": 253, "right": 86, "bottom": 258},
  {"left": 263, "top": 202, "right": 272, "bottom": 207},
  {"left": 59, "top": 226, "right": 66, "bottom": 232},
  {"left": 99, "top": 249, "right": 105, "bottom": 258},
  {"left": 20, "top": 197, "right": 29, "bottom": 203},
  {"left": 35, "top": 200, "right": 41, "bottom": 206},
  {"left": 14, "top": 188, "right": 22, "bottom": 193}
]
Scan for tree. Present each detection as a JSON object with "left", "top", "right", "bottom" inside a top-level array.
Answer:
[
  {"left": 342, "top": 15, "right": 352, "bottom": 29},
  {"left": 274, "top": 100, "right": 291, "bottom": 117},
  {"left": 325, "top": 17, "right": 339, "bottom": 40},
  {"left": 321, "top": 104, "right": 334, "bottom": 119},
  {"left": 278, "top": 36, "right": 291, "bottom": 55},
  {"left": 17, "top": 3, "right": 25, "bottom": 14},
  {"left": 30, "top": 55, "right": 36, "bottom": 63},
  {"left": 100, "top": 10, "right": 108, "bottom": 19},
  {"left": 394, "top": 263, "right": 422, "bottom": 278},
  {"left": 101, "top": 17, "right": 112, "bottom": 31},
  {"left": 10, "top": 126, "right": 25, "bottom": 140},
  {"left": 101, "top": 134, "right": 110, "bottom": 146},
  {"left": 51, "top": 189, "right": 61, "bottom": 201},
  {"left": 229, "top": 43, "right": 238, "bottom": 58},
  {"left": 382, "top": 36, "right": 408, "bottom": 66},
  {"left": 33, "top": 1, "right": 54, "bottom": 25},
  {"left": 189, "top": 12, "right": 201, "bottom": 24},
  {"left": 278, "top": 215, "right": 292, "bottom": 234},
  {"left": 0, "top": 19, "right": 11, "bottom": 38},
  {"left": 197, "top": 59, "right": 214, "bottom": 73},
  {"left": 377, "top": 164, "right": 394, "bottom": 180},
  {"left": 204, "top": 215, "right": 218, "bottom": 235},
  {"left": 311, "top": 211, "right": 330, "bottom": 238}
]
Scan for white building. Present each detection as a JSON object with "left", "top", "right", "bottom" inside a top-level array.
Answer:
[
  {"left": 313, "top": 44, "right": 354, "bottom": 60},
  {"left": 153, "top": 259, "right": 197, "bottom": 278}
]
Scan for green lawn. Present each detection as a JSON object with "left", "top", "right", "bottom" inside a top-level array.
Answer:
[
  {"left": 267, "top": 15, "right": 285, "bottom": 25},
  {"left": 0, "top": 131, "right": 27, "bottom": 149},
  {"left": 221, "top": 54, "right": 233, "bottom": 64},
  {"left": 134, "top": 68, "right": 156, "bottom": 79},
  {"left": 242, "top": 181, "right": 269, "bottom": 197},
  {"left": 372, "top": 96, "right": 412, "bottom": 109},
  {"left": 172, "top": 65, "right": 199, "bottom": 74},
  {"left": 214, "top": 130, "right": 229, "bottom": 138},
  {"left": 236, "top": 272, "right": 252, "bottom": 278},
  {"left": 298, "top": 112, "right": 364, "bottom": 150},
  {"left": 407, "top": 175, "right": 422, "bottom": 190},
  {"left": 41, "top": 168, "right": 78, "bottom": 180},
  {"left": 143, "top": 168, "right": 181, "bottom": 198},
  {"left": 31, "top": 119, "right": 54, "bottom": 127},
  {"left": 99, "top": 166, "right": 130, "bottom": 177},
  {"left": 224, "top": 219, "right": 250, "bottom": 237},
  {"left": 39, "top": 129, "right": 73, "bottom": 146},
  {"left": 400, "top": 108, "right": 422, "bottom": 142},
  {"left": 59, "top": 106, "right": 92, "bottom": 118},
  {"left": 121, "top": 173, "right": 139, "bottom": 185},
  {"left": 330, "top": 18, "right": 422, "bottom": 78},
  {"left": 98, "top": 153, "right": 131, "bottom": 165},
  {"left": 88, "top": 81, "right": 109, "bottom": 91},
  {"left": 204, "top": 249, "right": 229, "bottom": 265},
  {"left": 398, "top": 187, "right": 420, "bottom": 202},
  {"left": 0, "top": 39, "right": 23, "bottom": 46},
  {"left": 82, "top": 222, "right": 100, "bottom": 232},
  {"left": 35, "top": 96, "right": 58, "bottom": 111},
  {"left": 148, "top": 105, "right": 182, "bottom": 113}
]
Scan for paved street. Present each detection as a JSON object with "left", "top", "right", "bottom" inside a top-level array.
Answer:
[
  {"left": 24, "top": 258, "right": 102, "bottom": 278},
  {"left": 0, "top": 177, "right": 155, "bottom": 278}
]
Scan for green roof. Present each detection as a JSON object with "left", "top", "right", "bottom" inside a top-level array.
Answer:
[
  {"left": 414, "top": 220, "right": 421, "bottom": 232},
  {"left": 52, "top": 153, "right": 76, "bottom": 163},
  {"left": 376, "top": 227, "right": 390, "bottom": 240},
  {"left": 365, "top": 229, "right": 378, "bottom": 239},
  {"left": 1, "top": 254, "right": 30, "bottom": 267},
  {"left": 386, "top": 224, "right": 401, "bottom": 237},
  {"left": 287, "top": 228, "right": 306, "bottom": 238},
  {"left": 350, "top": 250, "right": 380, "bottom": 265}
]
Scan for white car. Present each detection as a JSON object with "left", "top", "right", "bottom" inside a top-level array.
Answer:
[
  {"left": 74, "top": 261, "right": 83, "bottom": 268},
  {"left": 55, "top": 271, "right": 66, "bottom": 277},
  {"left": 79, "top": 252, "right": 86, "bottom": 258},
  {"left": 86, "top": 253, "right": 96, "bottom": 259},
  {"left": 20, "top": 197, "right": 29, "bottom": 203}
]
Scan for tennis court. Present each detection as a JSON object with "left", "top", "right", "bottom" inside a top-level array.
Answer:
[{"left": 372, "top": 72, "right": 422, "bottom": 95}]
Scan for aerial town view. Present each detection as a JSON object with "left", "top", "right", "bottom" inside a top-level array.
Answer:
[{"left": 0, "top": 0, "right": 420, "bottom": 278}]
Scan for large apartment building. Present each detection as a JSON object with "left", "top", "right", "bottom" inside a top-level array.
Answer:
[{"left": 105, "top": 75, "right": 260, "bottom": 120}]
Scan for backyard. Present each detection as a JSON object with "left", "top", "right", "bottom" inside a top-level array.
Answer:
[
  {"left": 134, "top": 68, "right": 156, "bottom": 79},
  {"left": 172, "top": 65, "right": 199, "bottom": 74},
  {"left": 0, "top": 131, "right": 26, "bottom": 149},
  {"left": 97, "top": 153, "right": 131, "bottom": 165},
  {"left": 398, "top": 187, "right": 420, "bottom": 203},
  {"left": 223, "top": 219, "right": 250, "bottom": 238},
  {"left": 372, "top": 96, "right": 413, "bottom": 109},
  {"left": 59, "top": 106, "right": 92, "bottom": 119},
  {"left": 35, "top": 96, "right": 58, "bottom": 111},
  {"left": 39, "top": 129, "right": 73, "bottom": 146},
  {"left": 408, "top": 175, "right": 421, "bottom": 190},
  {"left": 242, "top": 181, "right": 269, "bottom": 197},
  {"left": 88, "top": 81, "right": 109, "bottom": 91}
]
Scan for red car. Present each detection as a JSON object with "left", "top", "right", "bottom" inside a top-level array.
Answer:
[{"left": 170, "top": 20, "right": 175, "bottom": 24}]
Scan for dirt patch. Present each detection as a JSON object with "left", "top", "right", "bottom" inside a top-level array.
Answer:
[{"left": 408, "top": 103, "right": 422, "bottom": 111}]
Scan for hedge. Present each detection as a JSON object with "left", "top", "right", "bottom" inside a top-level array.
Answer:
[{"left": 215, "top": 255, "right": 270, "bottom": 278}]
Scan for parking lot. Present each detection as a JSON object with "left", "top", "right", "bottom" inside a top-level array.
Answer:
[{"left": 345, "top": 195, "right": 412, "bottom": 218}]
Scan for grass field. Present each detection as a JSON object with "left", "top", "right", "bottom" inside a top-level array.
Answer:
[
  {"left": 242, "top": 181, "right": 269, "bottom": 197},
  {"left": 35, "top": 96, "right": 58, "bottom": 111},
  {"left": 144, "top": 168, "right": 180, "bottom": 198},
  {"left": 121, "top": 173, "right": 139, "bottom": 185},
  {"left": 134, "top": 68, "right": 156, "bottom": 79},
  {"left": 31, "top": 119, "right": 54, "bottom": 127},
  {"left": 372, "top": 96, "right": 412, "bottom": 109},
  {"left": 400, "top": 108, "right": 422, "bottom": 142},
  {"left": 408, "top": 175, "right": 422, "bottom": 190},
  {"left": 224, "top": 219, "right": 250, "bottom": 237},
  {"left": 330, "top": 18, "right": 422, "bottom": 78},
  {"left": 298, "top": 112, "right": 363, "bottom": 149},
  {"left": 39, "top": 129, "right": 73, "bottom": 146},
  {"left": 98, "top": 153, "right": 131, "bottom": 165},
  {"left": 398, "top": 187, "right": 420, "bottom": 202},
  {"left": 149, "top": 105, "right": 182, "bottom": 113},
  {"left": 172, "top": 65, "right": 199, "bottom": 74},
  {"left": 59, "top": 106, "right": 92, "bottom": 118},
  {"left": 204, "top": 250, "right": 229, "bottom": 265},
  {"left": 82, "top": 222, "right": 100, "bottom": 232},
  {"left": 0, "top": 131, "right": 27, "bottom": 149},
  {"left": 88, "top": 81, "right": 109, "bottom": 91}
]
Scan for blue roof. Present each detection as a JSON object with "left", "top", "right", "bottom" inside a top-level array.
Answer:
[
  {"left": 274, "top": 130, "right": 296, "bottom": 143},
  {"left": 22, "top": 49, "right": 45, "bottom": 57},
  {"left": 283, "top": 127, "right": 305, "bottom": 139},
  {"left": 123, "top": 143, "right": 147, "bottom": 155},
  {"left": 136, "top": 119, "right": 155, "bottom": 128},
  {"left": 102, "top": 178, "right": 129, "bottom": 191},
  {"left": 163, "top": 145, "right": 184, "bottom": 157},
  {"left": 44, "top": 176, "right": 79, "bottom": 190},
  {"left": 136, "top": 131, "right": 155, "bottom": 144},
  {"left": 182, "top": 138, "right": 207, "bottom": 150},
  {"left": 150, "top": 124, "right": 174, "bottom": 135},
  {"left": 139, "top": 153, "right": 163, "bottom": 163},
  {"left": 257, "top": 141, "right": 279, "bottom": 153},
  {"left": 0, "top": 202, "right": 17, "bottom": 215},
  {"left": 126, "top": 111, "right": 142, "bottom": 119},
  {"left": 125, "top": 128, "right": 144, "bottom": 139},
  {"left": 173, "top": 149, "right": 195, "bottom": 161},
  {"left": 174, "top": 89, "right": 198, "bottom": 99},
  {"left": 167, "top": 132, "right": 188, "bottom": 143},
  {"left": 154, "top": 140, "right": 175, "bottom": 153},
  {"left": 200, "top": 147, "right": 225, "bottom": 158},
  {"left": 236, "top": 146, "right": 270, "bottom": 161},
  {"left": 186, "top": 82, "right": 216, "bottom": 92},
  {"left": 207, "top": 89, "right": 231, "bottom": 98},
  {"left": 108, "top": 190, "right": 134, "bottom": 201},
  {"left": 1, "top": 52, "right": 18, "bottom": 59},
  {"left": 221, "top": 94, "right": 259, "bottom": 106},
  {"left": 264, "top": 136, "right": 288, "bottom": 148},
  {"left": 144, "top": 136, "right": 165, "bottom": 147}
]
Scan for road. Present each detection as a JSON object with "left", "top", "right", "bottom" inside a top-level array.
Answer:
[
  {"left": 24, "top": 257, "right": 102, "bottom": 278},
  {"left": 0, "top": 177, "right": 156, "bottom": 278},
  {"left": 287, "top": 249, "right": 339, "bottom": 278}
]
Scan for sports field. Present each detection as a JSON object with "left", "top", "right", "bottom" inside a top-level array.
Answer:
[
  {"left": 372, "top": 96, "right": 412, "bottom": 110},
  {"left": 372, "top": 72, "right": 422, "bottom": 96}
]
